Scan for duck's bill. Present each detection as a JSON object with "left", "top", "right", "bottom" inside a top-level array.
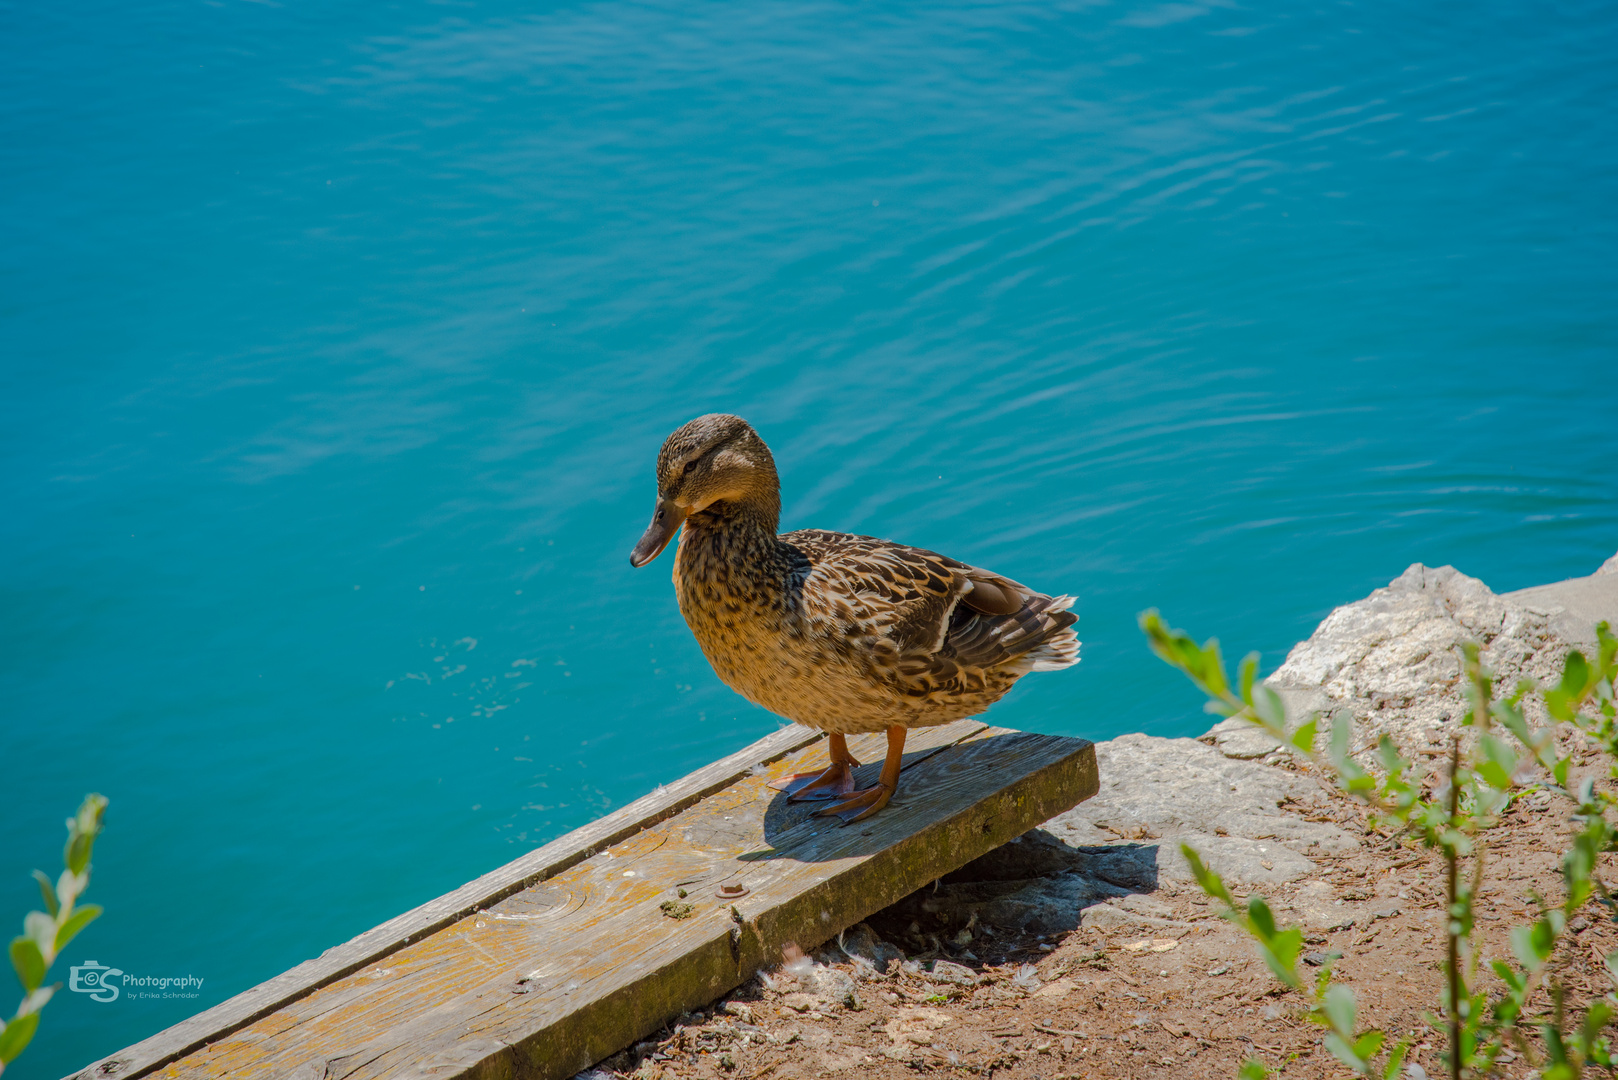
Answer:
[{"left": 629, "top": 500, "right": 687, "bottom": 567}]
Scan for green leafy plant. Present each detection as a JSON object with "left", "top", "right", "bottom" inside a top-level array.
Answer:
[
  {"left": 1, "top": 795, "right": 108, "bottom": 1074},
  {"left": 1238, "top": 1059, "right": 1274, "bottom": 1080},
  {"left": 1142, "top": 610, "right": 1618, "bottom": 1080}
]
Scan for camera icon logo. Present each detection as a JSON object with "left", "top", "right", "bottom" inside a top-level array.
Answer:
[{"left": 69, "top": 961, "right": 123, "bottom": 1003}]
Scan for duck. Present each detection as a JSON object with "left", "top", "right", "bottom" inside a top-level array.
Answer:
[{"left": 628, "top": 414, "right": 1079, "bottom": 824}]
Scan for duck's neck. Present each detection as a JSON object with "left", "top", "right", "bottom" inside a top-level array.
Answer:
[{"left": 679, "top": 488, "right": 783, "bottom": 580}]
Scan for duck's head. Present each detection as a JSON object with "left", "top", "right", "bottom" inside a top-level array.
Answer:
[{"left": 629, "top": 414, "right": 779, "bottom": 567}]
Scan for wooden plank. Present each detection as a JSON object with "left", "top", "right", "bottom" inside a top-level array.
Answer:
[
  {"left": 69, "top": 724, "right": 826, "bottom": 1080},
  {"left": 74, "top": 721, "right": 1098, "bottom": 1080}
]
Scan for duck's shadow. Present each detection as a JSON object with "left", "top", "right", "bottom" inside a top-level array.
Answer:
[
  {"left": 864, "top": 831, "right": 1162, "bottom": 943},
  {"left": 727, "top": 739, "right": 1022, "bottom": 864}
]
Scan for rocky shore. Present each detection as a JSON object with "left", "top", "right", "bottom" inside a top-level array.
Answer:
[{"left": 602, "top": 552, "right": 1618, "bottom": 1080}]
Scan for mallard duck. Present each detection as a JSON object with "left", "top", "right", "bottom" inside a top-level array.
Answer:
[{"left": 629, "top": 414, "right": 1079, "bottom": 823}]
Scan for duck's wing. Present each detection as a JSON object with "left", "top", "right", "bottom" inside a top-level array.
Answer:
[{"left": 781, "top": 530, "right": 1078, "bottom": 689}]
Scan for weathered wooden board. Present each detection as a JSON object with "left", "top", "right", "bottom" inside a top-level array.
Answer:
[
  {"left": 72, "top": 721, "right": 1097, "bottom": 1080},
  {"left": 68, "top": 724, "right": 825, "bottom": 1080}
]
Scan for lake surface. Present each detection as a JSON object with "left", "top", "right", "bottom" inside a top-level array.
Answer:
[{"left": 4, "top": 0, "right": 1615, "bottom": 1073}]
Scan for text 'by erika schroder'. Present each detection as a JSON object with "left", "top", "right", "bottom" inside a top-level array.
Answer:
[{"left": 69, "top": 961, "right": 204, "bottom": 1003}]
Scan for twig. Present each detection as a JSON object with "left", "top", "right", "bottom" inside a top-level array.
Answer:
[{"left": 1446, "top": 734, "right": 1463, "bottom": 1080}]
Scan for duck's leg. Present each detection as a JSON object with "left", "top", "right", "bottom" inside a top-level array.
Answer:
[
  {"left": 816, "top": 725, "right": 905, "bottom": 824},
  {"left": 768, "top": 733, "right": 861, "bottom": 800}
]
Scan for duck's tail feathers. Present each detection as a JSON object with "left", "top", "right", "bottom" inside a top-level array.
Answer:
[
  {"left": 946, "top": 589, "right": 1080, "bottom": 673},
  {"left": 1025, "top": 594, "right": 1080, "bottom": 672}
]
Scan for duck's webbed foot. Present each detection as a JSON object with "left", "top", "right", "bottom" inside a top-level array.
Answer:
[
  {"left": 768, "top": 733, "right": 861, "bottom": 800},
  {"left": 815, "top": 782, "right": 893, "bottom": 824},
  {"left": 815, "top": 723, "right": 907, "bottom": 826},
  {"left": 770, "top": 761, "right": 859, "bottom": 800}
]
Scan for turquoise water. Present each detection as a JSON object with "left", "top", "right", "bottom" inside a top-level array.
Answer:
[{"left": 4, "top": 0, "right": 1616, "bottom": 1073}]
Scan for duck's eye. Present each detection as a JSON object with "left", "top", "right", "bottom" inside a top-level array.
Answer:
[{"left": 682, "top": 460, "right": 698, "bottom": 477}]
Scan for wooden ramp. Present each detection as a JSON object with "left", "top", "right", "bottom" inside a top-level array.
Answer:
[{"left": 74, "top": 721, "right": 1096, "bottom": 1080}]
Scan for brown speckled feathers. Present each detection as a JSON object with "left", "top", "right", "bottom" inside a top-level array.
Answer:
[
  {"left": 783, "top": 528, "right": 1078, "bottom": 680},
  {"left": 633, "top": 414, "right": 1079, "bottom": 736}
]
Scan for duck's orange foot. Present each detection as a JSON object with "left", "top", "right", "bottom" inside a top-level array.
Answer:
[
  {"left": 814, "top": 783, "right": 893, "bottom": 824},
  {"left": 768, "top": 760, "right": 858, "bottom": 800}
]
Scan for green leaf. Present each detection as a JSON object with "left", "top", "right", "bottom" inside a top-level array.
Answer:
[
  {"left": 1477, "top": 759, "right": 1513, "bottom": 790},
  {"left": 1561, "top": 650, "right": 1592, "bottom": 697},
  {"left": 1554, "top": 755, "right": 1570, "bottom": 788},
  {"left": 55, "top": 904, "right": 102, "bottom": 952},
  {"left": 22, "top": 911, "right": 52, "bottom": 958},
  {"left": 1583, "top": 999, "right": 1613, "bottom": 1053},
  {"left": 30, "top": 871, "right": 59, "bottom": 918},
  {"left": 1139, "top": 611, "right": 1172, "bottom": 657},
  {"left": 1291, "top": 717, "right": 1319, "bottom": 754},
  {"left": 1525, "top": 922, "right": 1554, "bottom": 966},
  {"left": 54, "top": 869, "right": 87, "bottom": 914},
  {"left": 1544, "top": 1024, "right": 1571, "bottom": 1069},
  {"left": 1253, "top": 685, "right": 1286, "bottom": 734},
  {"left": 66, "top": 831, "right": 93, "bottom": 877},
  {"left": 1353, "top": 1029, "right": 1386, "bottom": 1061},
  {"left": 1490, "top": 959, "right": 1525, "bottom": 993},
  {"left": 1481, "top": 735, "right": 1518, "bottom": 783},
  {"left": 1493, "top": 700, "right": 1533, "bottom": 744},
  {"left": 9, "top": 936, "right": 46, "bottom": 993},
  {"left": 1323, "top": 1031, "right": 1367, "bottom": 1073},
  {"left": 0, "top": 1010, "right": 40, "bottom": 1065},
  {"left": 1139, "top": 611, "right": 1250, "bottom": 709},
  {"left": 14, "top": 984, "right": 56, "bottom": 1021},
  {"left": 1237, "top": 1058, "right": 1271, "bottom": 1080},
  {"left": 1513, "top": 917, "right": 1559, "bottom": 973},
  {"left": 1259, "top": 926, "right": 1304, "bottom": 988},
  {"left": 1382, "top": 1038, "right": 1410, "bottom": 1080},
  {"left": 1239, "top": 652, "right": 1259, "bottom": 705},
  {"left": 1322, "top": 983, "right": 1358, "bottom": 1036},
  {"left": 1248, "top": 894, "right": 1278, "bottom": 939},
  {"left": 1330, "top": 709, "right": 1354, "bottom": 768},
  {"left": 1180, "top": 845, "right": 1234, "bottom": 907},
  {"left": 63, "top": 793, "right": 107, "bottom": 877},
  {"left": 1596, "top": 621, "right": 1616, "bottom": 679}
]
